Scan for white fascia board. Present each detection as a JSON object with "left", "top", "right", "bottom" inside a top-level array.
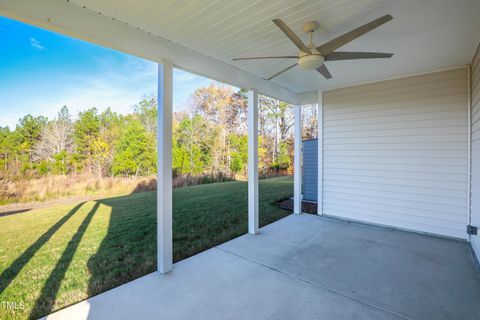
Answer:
[{"left": 0, "top": 0, "right": 302, "bottom": 105}]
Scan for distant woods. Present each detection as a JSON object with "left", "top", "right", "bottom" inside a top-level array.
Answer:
[{"left": 0, "top": 83, "right": 318, "bottom": 182}]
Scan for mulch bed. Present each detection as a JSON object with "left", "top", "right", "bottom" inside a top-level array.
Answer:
[{"left": 277, "top": 198, "right": 318, "bottom": 214}]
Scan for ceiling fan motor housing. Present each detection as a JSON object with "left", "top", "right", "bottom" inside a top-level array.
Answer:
[{"left": 298, "top": 48, "right": 324, "bottom": 70}]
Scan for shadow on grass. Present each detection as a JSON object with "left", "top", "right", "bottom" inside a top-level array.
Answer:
[
  {"left": 29, "top": 203, "right": 99, "bottom": 319},
  {"left": 86, "top": 193, "right": 156, "bottom": 298},
  {"left": 0, "top": 203, "right": 85, "bottom": 295},
  {"left": 1, "top": 193, "right": 156, "bottom": 319},
  {"left": 0, "top": 208, "right": 31, "bottom": 217}
]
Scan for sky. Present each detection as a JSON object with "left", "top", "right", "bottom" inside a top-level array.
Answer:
[{"left": 0, "top": 16, "right": 228, "bottom": 130}]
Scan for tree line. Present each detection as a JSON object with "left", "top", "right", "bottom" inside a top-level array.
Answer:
[{"left": 0, "top": 83, "right": 318, "bottom": 181}]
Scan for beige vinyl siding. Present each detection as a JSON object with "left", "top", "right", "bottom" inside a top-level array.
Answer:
[
  {"left": 323, "top": 68, "right": 468, "bottom": 239},
  {"left": 470, "top": 43, "right": 480, "bottom": 256}
]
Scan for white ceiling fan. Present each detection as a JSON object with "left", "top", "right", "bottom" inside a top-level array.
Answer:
[{"left": 233, "top": 15, "right": 394, "bottom": 80}]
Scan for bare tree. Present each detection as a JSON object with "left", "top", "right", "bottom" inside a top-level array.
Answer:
[
  {"left": 187, "top": 83, "right": 247, "bottom": 174},
  {"left": 33, "top": 106, "right": 74, "bottom": 161},
  {"left": 258, "top": 95, "right": 294, "bottom": 166},
  {"left": 134, "top": 96, "right": 157, "bottom": 135}
]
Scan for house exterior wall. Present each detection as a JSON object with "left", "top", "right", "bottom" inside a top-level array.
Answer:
[
  {"left": 470, "top": 44, "right": 480, "bottom": 256},
  {"left": 322, "top": 68, "right": 469, "bottom": 239},
  {"left": 302, "top": 139, "right": 318, "bottom": 201}
]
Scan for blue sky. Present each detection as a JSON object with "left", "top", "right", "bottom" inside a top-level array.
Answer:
[{"left": 0, "top": 16, "right": 226, "bottom": 129}]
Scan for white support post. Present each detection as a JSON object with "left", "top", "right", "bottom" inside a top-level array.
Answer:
[
  {"left": 293, "top": 105, "right": 302, "bottom": 214},
  {"left": 248, "top": 89, "right": 259, "bottom": 234},
  {"left": 157, "top": 61, "right": 173, "bottom": 273},
  {"left": 317, "top": 90, "right": 323, "bottom": 215}
]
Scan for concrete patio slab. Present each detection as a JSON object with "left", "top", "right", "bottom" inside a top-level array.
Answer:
[
  {"left": 219, "top": 214, "right": 480, "bottom": 320},
  {"left": 46, "top": 214, "right": 480, "bottom": 320}
]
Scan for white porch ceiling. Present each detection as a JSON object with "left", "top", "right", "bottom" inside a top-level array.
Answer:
[
  {"left": 1, "top": 0, "right": 480, "bottom": 102},
  {"left": 68, "top": 0, "right": 480, "bottom": 93}
]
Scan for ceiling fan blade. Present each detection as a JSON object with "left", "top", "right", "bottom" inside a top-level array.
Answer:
[
  {"left": 316, "top": 64, "right": 332, "bottom": 79},
  {"left": 273, "top": 19, "right": 311, "bottom": 53},
  {"left": 317, "top": 15, "right": 393, "bottom": 55},
  {"left": 267, "top": 63, "right": 298, "bottom": 80},
  {"left": 233, "top": 56, "right": 297, "bottom": 61},
  {"left": 325, "top": 51, "right": 393, "bottom": 61}
]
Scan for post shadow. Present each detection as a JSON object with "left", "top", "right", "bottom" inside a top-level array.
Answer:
[
  {"left": 29, "top": 202, "right": 100, "bottom": 319},
  {"left": 86, "top": 192, "right": 156, "bottom": 298},
  {"left": 0, "top": 208, "right": 31, "bottom": 217},
  {"left": 0, "top": 202, "right": 85, "bottom": 295}
]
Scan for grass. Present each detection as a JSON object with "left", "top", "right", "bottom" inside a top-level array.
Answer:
[{"left": 0, "top": 176, "right": 293, "bottom": 319}]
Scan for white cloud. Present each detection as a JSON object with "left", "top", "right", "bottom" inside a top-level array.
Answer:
[{"left": 30, "top": 37, "right": 45, "bottom": 51}]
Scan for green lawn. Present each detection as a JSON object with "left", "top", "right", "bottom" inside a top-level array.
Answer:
[{"left": 0, "top": 176, "right": 293, "bottom": 319}]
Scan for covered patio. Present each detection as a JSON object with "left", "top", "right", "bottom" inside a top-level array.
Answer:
[
  {"left": 1, "top": 0, "right": 480, "bottom": 319},
  {"left": 46, "top": 214, "right": 480, "bottom": 320}
]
